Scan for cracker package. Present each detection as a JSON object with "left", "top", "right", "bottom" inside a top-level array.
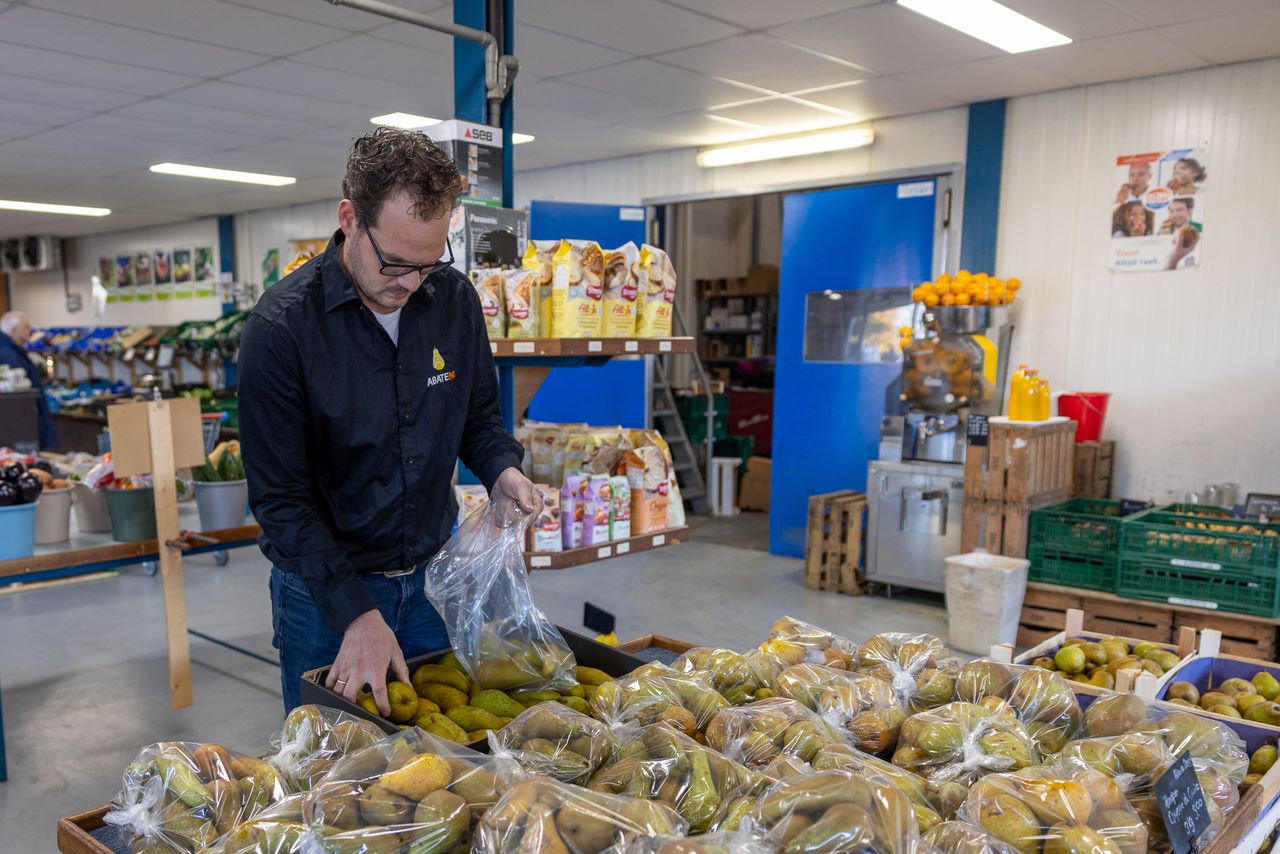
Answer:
[
  {"left": 626, "top": 447, "right": 669, "bottom": 534},
  {"left": 521, "top": 239, "right": 559, "bottom": 338},
  {"left": 530, "top": 484, "right": 562, "bottom": 553},
  {"left": 636, "top": 243, "right": 676, "bottom": 337},
  {"left": 601, "top": 241, "right": 640, "bottom": 338},
  {"left": 454, "top": 484, "right": 489, "bottom": 526},
  {"left": 561, "top": 474, "right": 589, "bottom": 549},
  {"left": 551, "top": 239, "right": 604, "bottom": 338},
  {"left": 609, "top": 474, "right": 631, "bottom": 540},
  {"left": 470, "top": 268, "right": 505, "bottom": 338},
  {"left": 503, "top": 268, "right": 538, "bottom": 338},
  {"left": 584, "top": 474, "right": 613, "bottom": 545}
]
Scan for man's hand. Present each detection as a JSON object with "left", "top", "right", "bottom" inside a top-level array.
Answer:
[
  {"left": 491, "top": 466, "right": 543, "bottom": 527},
  {"left": 324, "top": 609, "right": 410, "bottom": 715}
]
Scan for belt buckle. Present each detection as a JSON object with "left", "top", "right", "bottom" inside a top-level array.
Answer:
[{"left": 383, "top": 565, "right": 417, "bottom": 578}]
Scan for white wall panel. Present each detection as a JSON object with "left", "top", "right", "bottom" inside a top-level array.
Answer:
[
  {"left": 999, "top": 58, "right": 1280, "bottom": 502},
  {"left": 234, "top": 199, "right": 337, "bottom": 285}
]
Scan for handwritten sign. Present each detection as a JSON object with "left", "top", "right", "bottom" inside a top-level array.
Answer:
[{"left": 1155, "top": 751, "right": 1209, "bottom": 854}]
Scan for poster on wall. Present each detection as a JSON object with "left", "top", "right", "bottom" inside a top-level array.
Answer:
[
  {"left": 134, "top": 252, "right": 154, "bottom": 301},
  {"left": 97, "top": 257, "right": 117, "bottom": 303},
  {"left": 1109, "top": 147, "right": 1206, "bottom": 273},
  {"left": 194, "top": 245, "right": 216, "bottom": 297},
  {"left": 173, "top": 248, "right": 194, "bottom": 299},
  {"left": 114, "top": 256, "right": 135, "bottom": 302},
  {"left": 262, "top": 248, "right": 280, "bottom": 289},
  {"left": 154, "top": 248, "right": 173, "bottom": 300}
]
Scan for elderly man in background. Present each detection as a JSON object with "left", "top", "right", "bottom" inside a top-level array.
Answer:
[{"left": 0, "top": 310, "right": 58, "bottom": 450}]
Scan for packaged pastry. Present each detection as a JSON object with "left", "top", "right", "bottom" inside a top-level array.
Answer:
[
  {"left": 503, "top": 268, "right": 538, "bottom": 338},
  {"left": 561, "top": 474, "right": 588, "bottom": 549},
  {"left": 626, "top": 447, "right": 669, "bottom": 534},
  {"left": 636, "top": 244, "right": 676, "bottom": 338},
  {"left": 455, "top": 484, "right": 489, "bottom": 525},
  {"left": 530, "top": 484, "right": 562, "bottom": 553},
  {"left": 609, "top": 474, "right": 631, "bottom": 540},
  {"left": 601, "top": 242, "right": 640, "bottom": 338},
  {"left": 584, "top": 474, "right": 613, "bottom": 545},
  {"left": 521, "top": 239, "right": 559, "bottom": 338},
  {"left": 470, "top": 268, "right": 505, "bottom": 338},
  {"left": 551, "top": 239, "right": 604, "bottom": 338}
]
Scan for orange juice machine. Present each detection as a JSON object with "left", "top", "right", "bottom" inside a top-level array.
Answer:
[{"left": 897, "top": 306, "right": 1005, "bottom": 465}]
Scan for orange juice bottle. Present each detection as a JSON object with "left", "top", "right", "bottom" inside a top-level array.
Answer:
[
  {"left": 1009, "top": 364, "right": 1029, "bottom": 420},
  {"left": 1022, "top": 369, "right": 1042, "bottom": 421},
  {"left": 1035, "top": 376, "right": 1051, "bottom": 420}
]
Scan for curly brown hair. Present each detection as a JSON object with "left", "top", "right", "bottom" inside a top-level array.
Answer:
[{"left": 342, "top": 127, "right": 465, "bottom": 228}]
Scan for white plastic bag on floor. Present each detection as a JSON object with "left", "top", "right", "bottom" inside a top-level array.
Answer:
[{"left": 424, "top": 501, "right": 576, "bottom": 692}]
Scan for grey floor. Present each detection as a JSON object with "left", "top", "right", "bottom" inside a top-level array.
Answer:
[{"left": 0, "top": 514, "right": 947, "bottom": 852}]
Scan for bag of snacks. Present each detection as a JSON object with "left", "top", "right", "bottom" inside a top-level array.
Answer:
[
  {"left": 472, "top": 268, "right": 505, "bottom": 338},
  {"left": 562, "top": 474, "right": 589, "bottom": 549},
  {"left": 552, "top": 240, "right": 605, "bottom": 338},
  {"left": 609, "top": 475, "right": 632, "bottom": 541},
  {"left": 529, "top": 484, "right": 563, "bottom": 553},
  {"left": 504, "top": 268, "right": 540, "bottom": 338},
  {"left": 522, "top": 239, "right": 560, "bottom": 338},
  {"left": 602, "top": 242, "right": 640, "bottom": 338},
  {"left": 636, "top": 245, "right": 675, "bottom": 338},
  {"left": 489, "top": 701, "right": 619, "bottom": 786},
  {"left": 583, "top": 474, "right": 613, "bottom": 546}
]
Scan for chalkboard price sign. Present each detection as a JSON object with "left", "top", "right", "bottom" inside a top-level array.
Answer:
[
  {"left": 967, "top": 414, "right": 990, "bottom": 447},
  {"left": 1155, "top": 751, "right": 1209, "bottom": 854}
]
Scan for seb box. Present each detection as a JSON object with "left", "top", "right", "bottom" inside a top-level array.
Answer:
[{"left": 429, "top": 119, "right": 504, "bottom": 204}]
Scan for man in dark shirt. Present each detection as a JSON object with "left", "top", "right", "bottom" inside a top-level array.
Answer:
[
  {"left": 238, "top": 128, "right": 538, "bottom": 713},
  {"left": 0, "top": 310, "right": 58, "bottom": 450}
]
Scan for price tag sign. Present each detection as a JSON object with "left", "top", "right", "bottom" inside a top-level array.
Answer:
[
  {"left": 967, "top": 414, "right": 990, "bottom": 447},
  {"left": 1155, "top": 751, "right": 1209, "bottom": 854}
]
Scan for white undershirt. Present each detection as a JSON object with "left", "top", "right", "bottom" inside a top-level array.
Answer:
[{"left": 372, "top": 307, "right": 402, "bottom": 346}]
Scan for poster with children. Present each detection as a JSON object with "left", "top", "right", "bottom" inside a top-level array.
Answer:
[{"left": 1109, "top": 147, "right": 1206, "bottom": 273}]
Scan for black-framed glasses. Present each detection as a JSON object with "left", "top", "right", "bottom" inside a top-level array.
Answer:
[{"left": 365, "top": 227, "right": 454, "bottom": 278}]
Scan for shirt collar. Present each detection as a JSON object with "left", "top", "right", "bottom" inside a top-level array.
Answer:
[{"left": 321, "top": 227, "right": 438, "bottom": 313}]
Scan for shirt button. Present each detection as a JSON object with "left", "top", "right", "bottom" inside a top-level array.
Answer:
[
  {"left": 407, "top": 501, "right": 417, "bottom": 511},
  {"left": 406, "top": 457, "right": 415, "bottom": 466},
  {"left": 402, "top": 409, "right": 411, "bottom": 421}
]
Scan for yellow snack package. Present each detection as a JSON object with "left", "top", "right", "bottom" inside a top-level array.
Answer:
[
  {"left": 551, "top": 240, "right": 604, "bottom": 338},
  {"left": 470, "top": 268, "right": 504, "bottom": 338},
  {"left": 521, "top": 240, "right": 559, "bottom": 338},
  {"left": 503, "top": 268, "right": 538, "bottom": 338},
  {"left": 636, "top": 244, "right": 676, "bottom": 337},
  {"left": 601, "top": 242, "right": 640, "bottom": 338}
]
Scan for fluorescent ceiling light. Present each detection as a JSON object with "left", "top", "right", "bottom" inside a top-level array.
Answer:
[
  {"left": 0, "top": 199, "right": 111, "bottom": 217},
  {"left": 370, "top": 112, "right": 442, "bottom": 129},
  {"left": 898, "top": 0, "right": 1070, "bottom": 53},
  {"left": 512, "top": 133, "right": 535, "bottom": 145},
  {"left": 697, "top": 126, "right": 874, "bottom": 168},
  {"left": 150, "top": 163, "right": 296, "bottom": 187}
]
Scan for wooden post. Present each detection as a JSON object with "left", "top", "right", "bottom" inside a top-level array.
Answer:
[{"left": 146, "top": 399, "right": 193, "bottom": 709}]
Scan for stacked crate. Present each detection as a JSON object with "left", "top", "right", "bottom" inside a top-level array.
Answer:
[
  {"left": 1026, "top": 498, "right": 1127, "bottom": 592},
  {"left": 804, "top": 490, "right": 867, "bottom": 595},
  {"left": 961, "top": 417, "right": 1076, "bottom": 557},
  {"left": 1072, "top": 440, "right": 1115, "bottom": 498}
]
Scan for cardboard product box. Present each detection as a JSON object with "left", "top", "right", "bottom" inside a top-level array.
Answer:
[
  {"left": 739, "top": 456, "right": 771, "bottom": 512},
  {"left": 747, "top": 264, "right": 779, "bottom": 294},
  {"left": 448, "top": 202, "right": 529, "bottom": 274},
  {"left": 530, "top": 484, "right": 562, "bottom": 552},
  {"left": 561, "top": 475, "right": 588, "bottom": 549},
  {"left": 429, "top": 119, "right": 504, "bottom": 204},
  {"left": 626, "top": 447, "right": 670, "bottom": 533},
  {"left": 583, "top": 474, "right": 613, "bottom": 545},
  {"left": 609, "top": 475, "right": 631, "bottom": 541}
]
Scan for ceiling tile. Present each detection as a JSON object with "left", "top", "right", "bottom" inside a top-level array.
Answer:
[
  {"left": 0, "top": 75, "right": 142, "bottom": 112},
  {"left": 0, "top": 118, "right": 49, "bottom": 143},
  {"left": 514, "top": 23, "right": 634, "bottom": 78},
  {"left": 287, "top": 35, "right": 453, "bottom": 86},
  {"left": 1020, "top": 30, "right": 1210, "bottom": 85},
  {"left": 893, "top": 55, "right": 1076, "bottom": 103},
  {"left": 1111, "top": 0, "right": 1280, "bottom": 27},
  {"left": 0, "top": 6, "right": 264, "bottom": 77},
  {"left": 0, "top": 138, "right": 156, "bottom": 170},
  {"left": 1158, "top": 7, "right": 1280, "bottom": 64},
  {"left": 26, "top": 0, "right": 348, "bottom": 55},
  {"left": 515, "top": 0, "right": 742, "bottom": 53},
  {"left": 111, "top": 99, "right": 328, "bottom": 140},
  {"left": 516, "top": 79, "right": 679, "bottom": 123},
  {"left": 362, "top": 18, "right": 462, "bottom": 51},
  {"left": 658, "top": 33, "right": 870, "bottom": 93},
  {"left": 772, "top": 3, "right": 1003, "bottom": 75},
  {"left": 707, "top": 97, "right": 852, "bottom": 132},
  {"left": 248, "top": 0, "right": 449, "bottom": 32},
  {"left": 25, "top": 127, "right": 224, "bottom": 162},
  {"left": 212, "top": 141, "right": 345, "bottom": 179},
  {"left": 661, "top": 0, "right": 877, "bottom": 30},
  {"left": 0, "top": 44, "right": 200, "bottom": 96},
  {"left": 619, "top": 111, "right": 772, "bottom": 146},
  {"left": 560, "top": 59, "right": 764, "bottom": 111},
  {"left": 793, "top": 78, "right": 962, "bottom": 121},
  {"left": 65, "top": 114, "right": 271, "bottom": 151},
  {"left": 224, "top": 61, "right": 452, "bottom": 116},
  {"left": 172, "top": 81, "right": 366, "bottom": 126},
  {"left": 0, "top": 96, "right": 93, "bottom": 127},
  {"left": 998, "top": 0, "right": 1147, "bottom": 40}
]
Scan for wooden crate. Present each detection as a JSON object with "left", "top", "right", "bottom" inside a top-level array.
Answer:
[
  {"left": 961, "top": 495, "right": 1062, "bottom": 558},
  {"left": 58, "top": 805, "right": 113, "bottom": 854},
  {"left": 616, "top": 634, "right": 697, "bottom": 655},
  {"left": 964, "top": 417, "right": 1076, "bottom": 503},
  {"left": 804, "top": 490, "right": 866, "bottom": 595},
  {"left": 1173, "top": 609, "right": 1279, "bottom": 660},
  {"left": 1017, "top": 584, "right": 1174, "bottom": 650},
  {"left": 1072, "top": 440, "right": 1115, "bottom": 499}
]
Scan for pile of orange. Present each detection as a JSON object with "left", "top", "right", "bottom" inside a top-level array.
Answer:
[{"left": 911, "top": 271, "right": 1020, "bottom": 307}]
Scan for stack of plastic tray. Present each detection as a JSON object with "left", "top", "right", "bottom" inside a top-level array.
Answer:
[
  {"left": 1027, "top": 498, "right": 1128, "bottom": 591},
  {"left": 1118, "top": 509, "right": 1280, "bottom": 616}
]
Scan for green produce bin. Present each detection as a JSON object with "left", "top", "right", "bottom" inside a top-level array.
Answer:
[
  {"left": 1116, "top": 553, "right": 1280, "bottom": 617},
  {"left": 1029, "top": 498, "right": 1127, "bottom": 554},
  {"left": 713, "top": 435, "right": 755, "bottom": 476},
  {"left": 676, "top": 393, "right": 728, "bottom": 444},
  {"left": 105, "top": 487, "right": 157, "bottom": 542},
  {"left": 1119, "top": 511, "right": 1280, "bottom": 571},
  {"left": 1027, "top": 544, "right": 1115, "bottom": 592}
]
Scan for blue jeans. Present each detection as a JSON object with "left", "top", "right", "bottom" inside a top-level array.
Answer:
[{"left": 270, "top": 566, "right": 449, "bottom": 712}]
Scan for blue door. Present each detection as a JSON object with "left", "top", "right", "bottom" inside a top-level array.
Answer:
[{"left": 770, "top": 179, "right": 938, "bottom": 557}]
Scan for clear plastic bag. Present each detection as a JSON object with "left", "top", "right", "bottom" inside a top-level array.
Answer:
[
  {"left": 952, "top": 660, "right": 1084, "bottom": 756},
  {"left": 591, "top": 663, "right": 729, "bottom": 736},
  {"left": 701, "top": 698, "right": 845, "bottom": 770},
  {"left": 809, "top": 742, "right": 964, "bottom": 829},
  {"left": 105, "top": 741, "right": 289, "bottom": 853},
  {"left": 476, "top": 775, "right": 689, "bottom": 854},
  {"left": 424, "top": 502, "right": 576, "bottom": 692},
  {"left": 956, "top": 767, "right": 1149, "bottom": 854},
  {"left": 586, "top": 722, "right": 769, "bottom": 834},
  {"left": 773, "top": 663, "right": 907, "bottom": 756},
  {"left": 892, "top": 702, "right": 1040, "bottom": 787},
  {"left": 266, "top": 704, "right": 387, "bottom": 793},
  {"left": 669, "top": 648, "right": 782, "bottom": 706},
  {"left": 758, "top": 616, "right": 860, "bottom": 671},
  {"left": 749, "top": 769, "right": 928, "bottom": 854},
  {"left": 194, "top": 792, "right": 309, "bottom": 854},
  {"left": 490, "top": 701, "right": 619, "bottom": 785},
  {"left": 856, "top": 632, "right": 959, "bottom": 713},
  {"left": 627, "top": 824, "right": 775, "bottom": 854},
  {"left": 923, "top": 820, "right": 1021, "bottom": 854}
]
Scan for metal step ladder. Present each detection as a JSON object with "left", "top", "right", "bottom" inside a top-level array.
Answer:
[{"left": 651, "top": 300, "right": 713, "bottom": 515}]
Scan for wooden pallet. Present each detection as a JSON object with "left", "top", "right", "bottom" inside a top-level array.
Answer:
[
  {"left": 1073, "top": 440, "right": 1115, "bottom": 499},
  {"left": 1173, "top": 609, "right": 1279, "bottom": 660},
  {"left": 961, "top": 495, "right": 1063, "bottom": 558},
  {"left": 804, "top": 490, "right": 866, "bottom": 595},
  {"left": 964, "top": 417, "right": 1076, "bottom": 502}
]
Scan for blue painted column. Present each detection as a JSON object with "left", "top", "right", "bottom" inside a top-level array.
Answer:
[
  {"left": 454, "top": 0, "right": 486, "bottom": 124},
  {"left": 960, "top": 99, "right": 1006, "bottom": 274},
  {"left": 501, "top": 0, "right": 514, "bottom": 207}
]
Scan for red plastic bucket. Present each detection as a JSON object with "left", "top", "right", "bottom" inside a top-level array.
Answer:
[{"left": 1058, "top": 392, "right": 1110, "bottom": 442}]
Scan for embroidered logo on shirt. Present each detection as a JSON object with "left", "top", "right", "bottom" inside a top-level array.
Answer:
[
  {"left": 432, "top": 348, "right": 445, "bottom": 370},
  {"left": 427, "top": 370, "right": 457, "bottom": 387}
]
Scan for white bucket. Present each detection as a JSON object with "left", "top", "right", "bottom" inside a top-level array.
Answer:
[
  {"left": 72, "top": 482, "right": 112, "bottom": 533},
  {"left": 944, "top": 552, "right": 1030, "bottom": 655},
  {"left": 194, "top": 479, "right": 249, "bottom": 531},
  {"left": 708, "top": 457, "right": 740, "bottom": 517},
  {"left": 34, "top": 486, "right": 73, "bottom": 544}
]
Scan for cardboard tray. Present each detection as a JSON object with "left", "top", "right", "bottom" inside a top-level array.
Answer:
[
  {"left": 1155, "top": 634, "right": 1280, "bottom": 737},
  {"left": 299, "top": 626, "right": 646, "bottom": 738}
]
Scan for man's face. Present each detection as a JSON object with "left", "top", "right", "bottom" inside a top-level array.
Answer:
[
  {"left": 8, "top": 315, "right": 31, "bottom": 345},
  {"left": 338, "top": 192, "right": 450, "bottom": 314},
  {"left": 1125, "top": 205, "right": 1147, "bottom": 236},
  {"left": 1129, "top": 164, "right": 1150, "bottom": 190},
  {"left": 1168, "top": 201, "right": 1190, "bottom": 228}
]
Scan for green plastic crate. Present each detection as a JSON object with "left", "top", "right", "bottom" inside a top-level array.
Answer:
[
  {"left": 1120, "top": 511, "right": 1280, "bottom": 571},
  {"left": 1030, "top": 499, "right": 1126, "bottom": 554},
  {"left": 1155, "top": 503, "right": 1234, "bottom": 519},
  {"left": 1116, "top": 553, "right": 1280, "bottom": 617},
  {"left": 1028, "top": 544, "right": 1116, "bottom": 592}
]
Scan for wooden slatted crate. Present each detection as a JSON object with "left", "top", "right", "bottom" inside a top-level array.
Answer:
[
  {"left": 960, "top": 496, "right": 1064, "bottom": 558},
  {"left": 804, "top": 490, "right": 866, "bottom": 595},
  {"left": 1173, "top": 610, "right": 1279, "bottom": 660},
  {"left": 1017, "top": 584, "right": 1175, "bottom": 650},
  {"left": 1072, "top": 440, "right": 1115, "bottom": 498},
  {"left": 964, "top": 417, "right": 1076, "bottom": 502}
]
